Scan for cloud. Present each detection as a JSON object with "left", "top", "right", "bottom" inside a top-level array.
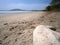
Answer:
[{"left": 7, "top": 3, "right": 49, "bottom": 10}]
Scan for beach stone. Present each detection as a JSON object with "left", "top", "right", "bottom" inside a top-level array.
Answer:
[
  {"left": 0, "top": 40, "right": 2, "bottom": 44},
  {"left": 49, "top": 27, "right": 56, "bottom": 31},
  {"left": 33, "top": 25, "right": 60, "bottom": 45},
  {"left": 4, "top": 23, "right": 8, "bottom": 25}
]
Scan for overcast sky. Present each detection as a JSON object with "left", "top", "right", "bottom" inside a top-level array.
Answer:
[{"left": 0, "top": 0, "right": 51, "bottom": 10}]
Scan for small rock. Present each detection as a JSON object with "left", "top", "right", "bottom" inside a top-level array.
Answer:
[
  {"left": 4, "top": 36, "right": 8, "bottom": 40},
  {"left": 15, "top": 26, "right": 18, "bottom": 28},
  {"left": 15, "top": 38, "right": 17, "bottom": 42},
  {"left": 9, "top": 27, "right": 14, "bottom": 31},
  {"left": 4, "top": 23, "right": 8, "bottom": 25},
  {"left": 50, "top": 20, "right": 53, "bottom": 22},
  {"left": 0, "top": 40, "right": 2, "bottom": 44},
  {"left": 30, "top": 26, "right": 35, "bottom": 29},
  {"left": 49, "top": 27, "right": 56, "bottom": 31},
  {"left": 18, "top": 32, "right": 22, "bottom": 35}
]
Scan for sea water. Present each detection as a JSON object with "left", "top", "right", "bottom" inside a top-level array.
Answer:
[
  {"left": 0, "top": 11, "right": 31, "bottom": 14},
  {"left": 0, "top": 11, "right": 32, "bottom": 16}
]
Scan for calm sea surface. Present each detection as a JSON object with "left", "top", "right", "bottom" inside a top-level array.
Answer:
[
  {"left": 0, "top": 11, "right": 31, "bottom": 14},
  {"left": 0, "top": 11, "right": 32, "bottom": 16}
]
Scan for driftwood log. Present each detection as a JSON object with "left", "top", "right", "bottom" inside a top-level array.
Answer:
[{"left": 33, "top": 25, "right": 60, "bottom": 45}]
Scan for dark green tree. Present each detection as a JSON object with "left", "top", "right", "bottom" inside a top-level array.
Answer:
[
  {"left": 51, "top": 0, "right": 60, "bottom": 5},
  {"left": 46, "top": 0, "right": 60, "bottom": 11}
]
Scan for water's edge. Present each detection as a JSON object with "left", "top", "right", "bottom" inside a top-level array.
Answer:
[{"left": 0, "top": 11, "right": 32, "bottom": 16}]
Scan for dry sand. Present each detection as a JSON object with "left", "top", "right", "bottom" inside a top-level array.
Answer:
[{"left": 0, "top": 11, "right": 60, "bottom": 45}]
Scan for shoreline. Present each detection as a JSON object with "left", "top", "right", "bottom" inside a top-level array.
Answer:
[{"left": 0, "top": 11, "right": 44, "bottom": 16}]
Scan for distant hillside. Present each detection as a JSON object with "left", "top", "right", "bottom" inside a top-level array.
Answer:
[
  {"left": 0, "top": 9, "right": 44, "bottom": 11},
  {"left": 10, "top": 9, "right": 25, "bottom": 11}
]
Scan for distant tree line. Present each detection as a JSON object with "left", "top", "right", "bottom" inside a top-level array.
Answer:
[{"left": 46, "top": 0, "right": 60, "bottom": 11}]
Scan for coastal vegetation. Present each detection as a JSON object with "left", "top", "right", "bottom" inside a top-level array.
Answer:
[{"left": 46, "top": 0, "right": 60, "bottom": 11}]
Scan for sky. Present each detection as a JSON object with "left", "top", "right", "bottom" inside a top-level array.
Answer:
[{"left": 0, "top": 0, "right": 51, "bottom": 10}]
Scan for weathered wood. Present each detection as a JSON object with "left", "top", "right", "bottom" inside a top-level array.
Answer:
[{"left": 33, "top": 25, "right": 60, "bottom": 45}]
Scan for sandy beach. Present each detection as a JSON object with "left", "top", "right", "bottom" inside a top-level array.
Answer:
[{"left": 0, "top": 11, "right": 60, "bottom": 45}]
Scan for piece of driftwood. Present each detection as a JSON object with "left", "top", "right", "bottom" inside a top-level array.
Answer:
[{"left": 33, "top": 25, "right": 60, "bottom": 45}]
